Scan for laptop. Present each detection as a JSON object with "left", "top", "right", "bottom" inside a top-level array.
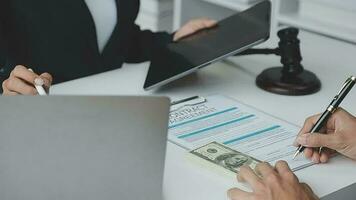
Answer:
[
  {"left": 0, "top": 96, "right": 170, "bottom": 200},
  {"left": 321, "top": 182, "right": 356, "bottom": 200}
]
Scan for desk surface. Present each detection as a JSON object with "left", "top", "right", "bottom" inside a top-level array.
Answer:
[{"left": 52, "top": 31, "right": 356, "bottom": 199}]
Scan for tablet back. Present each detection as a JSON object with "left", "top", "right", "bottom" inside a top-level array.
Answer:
[{"left": 144, "top": 1, "right": 271, "bottom": 90}]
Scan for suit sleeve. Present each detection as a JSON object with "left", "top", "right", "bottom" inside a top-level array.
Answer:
[
  {"left": 124, "top": 24, "right": 173, "bottom": 63},
  {"left": 0, "top": 4, "right": 6, "bottom": 68},
  {"left": 0, "top": 28, "right": 5, "bottom": 94},
  {"left": 0, "top": 7, "right": 7, "bottom": 92}
]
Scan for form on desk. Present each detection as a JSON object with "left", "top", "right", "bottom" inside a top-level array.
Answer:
[{"left": 168, "top": 95, "right": 313, "bottom": 171}]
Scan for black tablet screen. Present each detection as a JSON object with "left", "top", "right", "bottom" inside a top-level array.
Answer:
[{"left": 144, "top": 1, "right": 271, "bottom": 90}]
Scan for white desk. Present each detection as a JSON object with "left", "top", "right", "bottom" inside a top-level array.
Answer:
[{"left": 52, "top": 31, "right": 356, "bottom": 199}]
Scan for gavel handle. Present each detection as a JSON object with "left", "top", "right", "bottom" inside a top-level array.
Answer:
[{"left": 235, "top": 48, "right": 280, "bottom": 56}]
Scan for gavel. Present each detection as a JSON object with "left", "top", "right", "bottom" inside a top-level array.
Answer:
[{"left": 235, "top": 27, "right": 321, "bottom": 96}]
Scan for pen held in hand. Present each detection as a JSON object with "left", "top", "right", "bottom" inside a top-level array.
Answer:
[
  {"left": 293, "top": 76, "right": 355, "bottom": 160},
  {"left": 28, "top": 68, "right": 48, "bottom": 96}
]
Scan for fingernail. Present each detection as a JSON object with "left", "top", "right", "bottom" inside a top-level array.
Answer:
[
  {"left": 312, "top": 157, "right": 319, "bottom": 163},
  {"left": 34, "top": 78, "right": 44, "bottom": 86}
]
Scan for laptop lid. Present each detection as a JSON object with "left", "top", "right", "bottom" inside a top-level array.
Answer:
[
  {"left": 321, "top": 182, "right": 356, "bottom": 200},
  {"left": 0, "top": 96, "right": 170, "bottom": 200}
]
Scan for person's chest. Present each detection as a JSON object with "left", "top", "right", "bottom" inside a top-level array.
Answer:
[
  {"left": 3, "top": 0, "right": 141, "bottom": 81},
  {"left": 6, "top": 0, "right": 140, "bottom": 49}
]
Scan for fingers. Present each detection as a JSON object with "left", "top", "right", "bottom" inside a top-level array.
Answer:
[
  {"left": 200, "top": 18, "right": 217, "bottom": 27},
  {"left": 294, "top": 114, "right": 321, "bottom": 146},
  {"left": 296, "top": 133, "right": 342, "bottom": 150},
  {"left": 275, "top": 161, "right": 299, "bottom": 184},
  {"left": 255, "top": 162, "right": 275, "bottom": 178},
  {"left": 300, "top": 114, "right": 321, "bottom": 134},
  {"left": 2, "top": 89, "right": 20, "bottom": 96},
  {"left": 39, "top": 72, "right": 53, "bottom": 90},
  {"left": 189, "top": 18, "right": 217, "bottom": 30},
  {"left": 327, "top": 107, "right": 355, "bottom": 130},
  {"left": 302, "top": 146, "right": 334, "bottom": 163},
  {"left": 11, "top": 65, "right": 39, "bottom": 85},
  {"left": 3, "top": 77, "right": 37, "bottom": 95},
  {"left": 301, "top": 183, "right": 319, "bottom": 199},
  {"left": 2, "top": 65, "right": 53, "bottom": 95},
  {"left": 320, "top": 149, "right": 335, "bottom": 163},
  {"left": 311, "top": 150, "right": 321, "bottom": 163},
  {"left": 312, "top": 150, "right": 331, "bottom": 163},
  {"left": 275, "top": 161, "right": 291, "bottom": 175},
  {"left": 230, "top": 161, "right": 304, "bottom": 200},
  {"left": 303, "top": 147, "right": 314, "bottom": 159},
  {"left": 227, "top": 188, "right": 252, "bottom": 200},
  {"left": 301, "top": 182, "right": 315, "bottom": 195},
  {"left": 303, "top": 147, "right": 334, "bottom": 163},
  {"left": 319, "top": 151, "right": 329, "bottom": 163},
  {"left": 238, "top": 166, "right": 262, "bottom": 189},
  {"left": 174, "top": 18, "right": 217, "bottom": 41}
]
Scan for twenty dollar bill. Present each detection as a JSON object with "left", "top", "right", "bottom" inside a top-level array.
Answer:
[{"left": 188, "top": 142, "right": 262, "bottom": 177}]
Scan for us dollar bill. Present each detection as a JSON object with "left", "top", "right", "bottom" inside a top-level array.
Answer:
[{"left": 188, "top": 142, "right": 262, "bottom": 177}]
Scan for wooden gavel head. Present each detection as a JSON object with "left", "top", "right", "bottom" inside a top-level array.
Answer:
[{"left": 277, "top": 28, "right": 304, "bottom": 76}]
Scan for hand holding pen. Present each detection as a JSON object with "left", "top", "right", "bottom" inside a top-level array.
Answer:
[
  {"left": 293, "top": 76, "right": 356, "bottom": 161},
  {"left": 294, "top": 107, "right": 356, "bottom": 163},
  {"left": 2, "top": 65, "right": 52, "bottom": 95},
  {"left": 28, "top": 68, "right": 48, "bottom": 95}
]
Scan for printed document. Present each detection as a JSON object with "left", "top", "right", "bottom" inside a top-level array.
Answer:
[{"left": 168, "top": 95, "right": 313, "bottom": 171}]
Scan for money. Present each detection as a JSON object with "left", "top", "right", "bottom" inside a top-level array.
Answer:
[{"left": 188, "top": 142, "right": 262, "bottom": 177}]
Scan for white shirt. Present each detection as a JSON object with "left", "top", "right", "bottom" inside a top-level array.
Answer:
[{"left": 84, "top": 0, "right": 118, "bottom": 53}]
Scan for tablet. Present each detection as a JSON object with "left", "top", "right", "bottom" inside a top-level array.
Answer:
[{"left": 144, "top": 0, "right": 271, "bottom": 90}]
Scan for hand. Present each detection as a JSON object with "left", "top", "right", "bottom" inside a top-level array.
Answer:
[
  {"left": 173, "top": 18, "right": 217, "bottom": 41},
  {"left": 294, "top": 108, "right": 356, "bottom": 163},
  {"left": 227, "top": 161, "right": 319, "bottom": 200},
  {"left": 2, "top": 65, "right": 53, "bottom": 95}
]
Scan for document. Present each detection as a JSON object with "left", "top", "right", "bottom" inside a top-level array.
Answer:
[{"left": 168, "top": 95, "right": 313, "bottom": 171}]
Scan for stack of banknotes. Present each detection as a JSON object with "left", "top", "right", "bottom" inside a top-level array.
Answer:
[{"left": 188, "top": 142, "right": 261, "bottom": 178}]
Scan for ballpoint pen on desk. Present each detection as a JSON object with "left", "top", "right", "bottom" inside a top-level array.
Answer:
[
  {"left": 171, "top": 96, "right": 200, "bottom": 106},
  {"left": 293, "top": 75, "right": 356, "bottom": 160},
  {"left": 28, "top": 68, "right": 48, "bottom": 96},
  {"left": 170, "top": 96, "right": 207, "bottom": 113}
]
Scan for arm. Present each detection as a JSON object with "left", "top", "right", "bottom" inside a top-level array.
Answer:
[
  {"left": 124, "top": 18, "right": 217, "bottom": 63},
  {"left": 0, "top": 2, "right": 53, "bottom": 96},
  {"left": 0, "top": 27, "right": 5, "bottom": 68},
  {"left": 0, "top": 6, "right": 8, "bottom": 92},
  {"left": 124, "top": 24, "right": 173, "bottom": 63}
]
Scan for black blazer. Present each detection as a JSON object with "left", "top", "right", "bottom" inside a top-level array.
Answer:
[{"left": 0, "top": 0, "right": 172, "bottom": 87}]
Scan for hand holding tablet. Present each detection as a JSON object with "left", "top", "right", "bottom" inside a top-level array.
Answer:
[{"left": 144, "top": 1, "right": 271, "bottom": 90}]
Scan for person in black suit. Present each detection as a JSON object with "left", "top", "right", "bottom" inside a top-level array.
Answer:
[{"left": 0, "top": 0, "right": 216, "bottom": 95}]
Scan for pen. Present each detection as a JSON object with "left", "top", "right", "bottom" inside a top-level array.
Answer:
[
  {"left": 171, "top": 96, "right": 199, "bottom": 106},
  {"left": 293, "top": 76, "right": 356, "bottom": 160},
  {"left": 28, "top": 68, "right": 47, "bottom": 96}
]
